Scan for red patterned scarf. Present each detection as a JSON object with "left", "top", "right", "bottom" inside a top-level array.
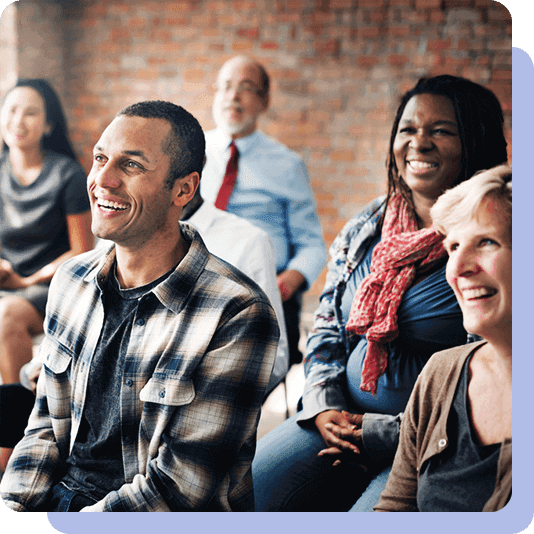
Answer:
[{"left": 346, "top": 194, "right": 446, "bottom": 396}]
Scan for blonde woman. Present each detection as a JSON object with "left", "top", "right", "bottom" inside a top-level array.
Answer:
[{"left": 375, "top": 164, "right": 512, "bottom": 512}]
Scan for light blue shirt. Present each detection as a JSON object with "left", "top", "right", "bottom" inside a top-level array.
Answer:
[{"left": 201, "top": 129, "right": 327, "bottom": 289}]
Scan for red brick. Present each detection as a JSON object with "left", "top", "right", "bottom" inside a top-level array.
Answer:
[
  {"left": 415, "top": 0, "right": 441, "bottom": 8},
  {"left": 329, "top": 0, "right": 355, "bottom": 9},
  {"left": 232, "top": 41, "right": 254, "bottom": 51},
  {"left": 127, "top": 18, "right": 147, "bottom": 29},
  {"left": 357, "top": 55, "right": 380, "bottom": 69},
  {"left": 368, "top": 9, "right": 388, "bottom": 24},
  {"left": 358, "top": 26, "right": 385, "bottom": 39},
  {"left": 443, "top": 0, "right": 474, "bottom": 6},
  {"left": 162, "top": 42, "right": 183, "bottom": 52},
  {"left": 165, "top": 2, "right": 193, "bottom": 12},
  {"left": 163, "top": 17, "right": 189, "bottom": 26},
  {"left": 261, "top": 41, "right": 279, "bottom": 50},
  {"left": 330, "top": 150, "right": 355, "bottom": 162},
  {"left": 236, "top": 28, "right": 260, "bottom": 40},
  {"left": 491, "top": 69, "right": 512, "bottom": 81},
  {"left": 358, "top": 0, "right": 387, "bottom": 6},
  {"left": 429, "top": 10, "right": 446, "bottom": 23},
  {"left": 427, "top": 38, "right": 452, "bottom": 50},
  {"left": 401, "top": 10, "right": 428, "bottom": 23},
  {"left": 109, "top": 4, "right": 132, "bottom": 15},
  {"left": 487, "top": 5, "right": 511, "bottom": 21},
  {"left": 388, "top": 25, "right": 412, "bottom": 37},
  {"left": 308, "top": 137, "right": 333, "bottom": 148},
  {"left": 387, "top": 54, "right": 410, "bottom": 67}
]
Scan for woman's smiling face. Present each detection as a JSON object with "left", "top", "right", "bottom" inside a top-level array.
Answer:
[
  {"left": 393, "top": 93, "right": 463, "bottom": 206},
  {"left": 444, "top": 196, "right": 512, "bottom": 342},
  {"left": 0, "top": 86, "right": 51, "bottom": 151}
]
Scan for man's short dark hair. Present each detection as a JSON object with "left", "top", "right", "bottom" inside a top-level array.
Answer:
[{"left": 117, "top": 100, "right": 206, "bottom": 189}]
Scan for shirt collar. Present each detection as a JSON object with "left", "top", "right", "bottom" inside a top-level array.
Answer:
[
  {"left": 215, "top": 128, "right": 260, "bottom": 157},
  {"left": 86, "top": 224, "right": 210, "bottom": 315},
  {"left": 187, "top": 201, "right": 219, "bottom": 235}
]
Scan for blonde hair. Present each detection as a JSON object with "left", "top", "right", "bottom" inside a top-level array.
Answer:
[{"left": 431, "top": 164, "right": 512, "bottom": 237}]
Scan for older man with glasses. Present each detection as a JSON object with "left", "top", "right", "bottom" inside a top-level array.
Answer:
[{"left": 201, "top": 56, "right": 327, "bottom": 371}]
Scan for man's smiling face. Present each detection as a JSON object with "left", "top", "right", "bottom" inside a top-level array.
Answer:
[{"left": 87, "top": 114, "right": 176, "bottom": 249}]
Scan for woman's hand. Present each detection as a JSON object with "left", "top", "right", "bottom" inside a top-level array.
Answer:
[
  {"left": 0, "top": 260, "right": 29, "bottom": 289},
  {"left": 315, "top": 410, "right": 364, "bottom": 466}
]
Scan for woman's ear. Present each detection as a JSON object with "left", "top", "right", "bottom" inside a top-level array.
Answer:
[
  {"left": 172, "top": 172, "right": 200, "bottom": 207},
  {"left": 43, "top": 122, "right": 53, "bottom": 137}
]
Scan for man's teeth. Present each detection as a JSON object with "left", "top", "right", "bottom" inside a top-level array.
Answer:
[
  {"left": 462, "top": 287, "right": 497, "bottom": 300},
  {"left": 98, "top": 199, "right": 128, "bottom": 211},
  {"left": 408, "top": 161, "right": 438, "bottom": 170}
]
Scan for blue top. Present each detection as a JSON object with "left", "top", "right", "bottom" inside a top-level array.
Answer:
[
  {"left": 340, "top": 235, "right": 467, "bottom": 414},
  {"left": 201, "top": 129, "right": 327, "bottom": 288},
  {"left": 299, "top": 197, "right": 469, "bottom": 425}
]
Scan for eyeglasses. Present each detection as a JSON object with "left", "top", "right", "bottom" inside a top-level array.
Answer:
[{"left": 214, "top": 81, "right": 264, "bottom": 97}]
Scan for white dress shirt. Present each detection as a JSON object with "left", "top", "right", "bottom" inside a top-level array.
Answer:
[{"left": 188, "top": 201, "right": 289, "bottom": 393}]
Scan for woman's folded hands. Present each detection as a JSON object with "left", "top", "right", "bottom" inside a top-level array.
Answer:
[{"left": 315, "top": 410, "right": 367, "bottom": 467}]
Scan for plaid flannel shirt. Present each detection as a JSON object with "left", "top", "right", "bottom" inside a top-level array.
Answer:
[{"left": 0, "top": 223, "right": 279, "bottom": 512}]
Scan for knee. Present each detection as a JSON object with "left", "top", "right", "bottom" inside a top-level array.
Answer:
[{"left": 0, "top": 296, "right": 32, "bottom": 336}]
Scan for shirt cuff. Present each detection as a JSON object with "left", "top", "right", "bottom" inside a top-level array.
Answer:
[
  {"left": 285, "top": 249, "right": 327, "bottom": 290},
  {"left": 296, "top": 385, "right": 347, "bottom": 426},
  {"left": 361, "top": 412, "right": 403, "bottom": 464}
]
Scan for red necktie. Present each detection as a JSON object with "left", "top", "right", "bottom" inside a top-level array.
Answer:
[{"left": 214, "top": 142, "right": 239, "bottom": 211}]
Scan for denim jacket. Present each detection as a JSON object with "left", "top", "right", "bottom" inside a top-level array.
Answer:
[{"left": 299, "top": 196, "right": 387, "bottom": 423}]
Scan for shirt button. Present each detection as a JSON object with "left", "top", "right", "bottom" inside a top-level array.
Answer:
[
  {"left": 137, "top": 318, "right": 145, "bottom": 326},
  {"left": 125, "top": 379, "right": 133, "bottom": 387},
  {"left": 438, "top": 438, "right": 447, "bottom": 448},
  {"left": 159, "top": 389, "right": 165, "bottom": 398}
]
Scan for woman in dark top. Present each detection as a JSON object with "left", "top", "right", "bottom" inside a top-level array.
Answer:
[
  {"left": 0, "top": 79, "right": 93, "bottom": 470},
  {"left": 375, "top": 164, "right": 512, "bottom": 512},
  {"left": 252, "top": 75, "right": 508, "bottom": 512}
]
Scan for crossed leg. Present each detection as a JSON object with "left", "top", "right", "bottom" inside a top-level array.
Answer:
[{"left": 0, "top": 295, "right": 44, "bottom": 385}]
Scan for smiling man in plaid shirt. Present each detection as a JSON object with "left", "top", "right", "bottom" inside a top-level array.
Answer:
[{"left": 0, "top": 101, "right": 279, "bottom": 512}]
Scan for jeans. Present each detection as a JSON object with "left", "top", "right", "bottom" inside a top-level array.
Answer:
[
  {"left": 348, "top": 466, "right": 392, "bottom": 512},
  {"left": 252, "top": 414, "right": 390, "bottom": 512},
  {"left": 46, "top": 483, "right": 97, "bottom": 512}
]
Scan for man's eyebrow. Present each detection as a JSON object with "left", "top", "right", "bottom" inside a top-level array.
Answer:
[
  {"left": 93, "top": 145, "right": 150, "bottom": 163},
  {"left": 123, "top": 150, "right": 150, "bottom": 162}
]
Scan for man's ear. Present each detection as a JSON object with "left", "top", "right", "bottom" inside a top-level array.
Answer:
[
  {"left": 172, "top": 172, "right": 200, "bottom": 207},
  {"left": 260, "top": 93, "right": 270, "bottom": 113}
]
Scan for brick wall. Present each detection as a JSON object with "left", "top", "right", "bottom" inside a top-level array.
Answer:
[
  {"left": 0, "top": 2, "right": 18, "bottom": 95},
  {"left": 2, "top": 0, "right": 512, "bottom": 320}
]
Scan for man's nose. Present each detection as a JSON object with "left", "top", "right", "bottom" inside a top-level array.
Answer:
[
  {"left": 94, "top": 164, "right": 121, "bottom": 190},
  {"left": 224, "top": 85, "right": 240, "bottom": 101}
]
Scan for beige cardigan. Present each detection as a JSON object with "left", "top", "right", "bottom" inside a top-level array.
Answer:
[{"left": 375, "top": 341, "right": 512, "bottom": 512}]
